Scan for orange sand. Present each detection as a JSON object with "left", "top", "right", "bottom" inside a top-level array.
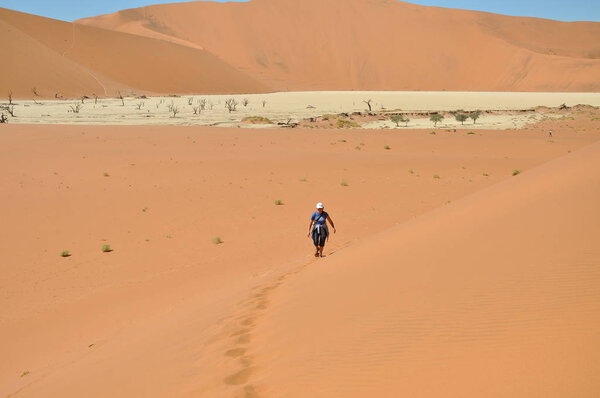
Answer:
[
  {"left": 1, "top": 116, "right": 599, "bottom": 396},
  {"left": 79, "top": 0, "right": 600, "bottom": 92}
]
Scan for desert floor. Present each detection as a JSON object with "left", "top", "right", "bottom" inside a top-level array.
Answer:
[
  {"left": 1, "top": 104, "right": 599, "bottom": 397},
  {"left": 4, "top": 91, "right": 600, "bottom": 129}
]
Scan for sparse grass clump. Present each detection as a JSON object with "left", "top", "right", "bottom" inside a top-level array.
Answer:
[
  {"left": 433, "top": 174, "right": 441, "bottom": 179},
  {"left": 408, "top": 169, "right": 415, "bottom": 174},
  {"left": 242, "top": 116, "right": 273, "bottom": 124},
  {"left": 384, "top": 145, "right": 391, "bottom": 150},
  {"left": 103, "top": 172, "right": 110, "bottom": 177},
  {"left": 274, "top": 199, "right": 283, "bottom": 205},
  {"left": 101, "top": 244, "right": 112, "bottom": 253},
  {"left": 483, "top": 173, "right": 490, "bottom": 177},
  {"left": 336, "top": 119, "right": 359, "bottom": 129},
  {"left": 467, "top": 131, "right": 476, "bottom": 135},
  {"left": 340, "top": 180, "right": 349, "bottom": 187},
  {"left": 212, "top": 236, "right": 224, "bottom": 245},
  {"left": 60, "top": 250, "right": 71, "bottom": 257},
  {"left": 512, "top": 169, "right": 522, "bottom": 176}
]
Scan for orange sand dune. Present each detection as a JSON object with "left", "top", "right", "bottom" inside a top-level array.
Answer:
[
  {"left": 78, "top": 0, "right": 600, "bottom": 92},
  {"left": 0, "top": 7, "right": 268, "bottom": 99},
  {"left": 2, "top": 119, "right": 598, "bottom": 397},
  {"left": 245, "top": 140, "right": 600, "bottom": 396}
]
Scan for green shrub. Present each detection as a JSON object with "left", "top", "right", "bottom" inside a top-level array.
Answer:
[
  {"left": 512, "top": 169, "right": 521, "bottom": 176},
  {"left": 101, "top": 244, "right": 112, "bottom": 253},
  {"left": 274, "top": 199, "right": 283, "bottom": 205},
  {"left": 384, "top": 145, "right": 391, "bottom": 150},
  {"left": 212, "top": 237, "right": 224, "bottom": 245},
  {"left": 336, "top": 119, "right": 359, "bottom": 129},
  {"left": 340, "top": 180, "right": 349, "bottom": 186},
  {"left": 60, "top": 250, "right": 71, "bottom": 257},
  {"left": 242, "top": 116, "right": 273, "bottom": 124}
]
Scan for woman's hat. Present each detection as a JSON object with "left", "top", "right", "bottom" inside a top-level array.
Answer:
[{"left": 316, "top": 202, "right": 324, "bottom": 209}]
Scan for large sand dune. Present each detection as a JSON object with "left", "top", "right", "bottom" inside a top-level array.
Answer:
[
  {"left": 78, "top": 0, "right": 600, "bottom": 92},
  {"left": 240, "top": 138, "right": 600, "bottom": 396},
  {"left": 0, "top": 7, "right": 267, "bottom": 99},
  {"left": 2, "top": 119, "right": 598, "bottom": 396}
]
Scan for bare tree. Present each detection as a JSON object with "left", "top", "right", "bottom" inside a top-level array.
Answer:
[
  {"left": 118, "top": 92, "right": 124, "bottom": 107},
  {"left": 0, "top": 113, "right": 7, "bottom": 123},
  {"left": 225, "top": 98, "right": 238, "bottom": 113},
  {"left": 171, "top": 106, "right": 179, "bottom": 118},
  {"left": 199, "top": 98, "right": 206, "bottom": 111},
  {"left": 93, "top": 94, "right": 98, "bottom": 105},
  {"left": 69, "top": 103, "right": 83, "bottom": 113},
  {"left": 7, "top": 106, "right": 16, "bottom": 117},
  {"left": 32, "top": 87, "right": 40, "bottom": 97},
  {"left": 8, "top": 91, "right": 13, "bottom": 105},
  {"left": 363, "top": 99, "right": 373, "bottom": 112},
  {"left": 136, "top": 101, "right": 145, "bottom": 110},
  {"left": 188, "top": 97, "right": 193, "bottom": 106},
  {"left": 192, "top": 106, "right": 199, "bottom": 115},
  {"left": 242, "top": 98, "right": 249, "bottom": 107},
  {"left": 262, "top": 100, "right": 267, "bottom": 108}
]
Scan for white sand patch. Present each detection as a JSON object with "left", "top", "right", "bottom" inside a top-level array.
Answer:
[{"left": 4, "top": 91, "right": 599, "bottom": 128}]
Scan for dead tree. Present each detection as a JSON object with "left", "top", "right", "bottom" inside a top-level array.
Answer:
[
  {"left": 225, "top": 98, "right": 238, "bottom": 113},
  {"left": 242, "top": 98, "right": 249, "bottom": 107},
  {"left": 0, "top": 113, "right": 7, "bottom": 123},
  {"left": 198, "top": 98, "right": 207, "bottom": 111},
  {"left": 69, "top": 103, "right": 83, "bottom": 113},
  {"left": 171, "top": 106, "right": 179, "bottom": 118},
  {"left": 363, "top": 99, "right": 373, "bottom": 112},
  {"left": 262, "top": 100, "right": 267, "bottom": 108},
  {"left": 93, "top": 94, "right": 98, "bottom": 104},
  {"left": 118, "top": 92, "right": 125, "bottom": 107},
  {"left": 136, "top": 101, "right": 145, "bottom": 110},
  {"left": 188, "top": 97, "right": 193, "bottom": 106},
  {"left": 8, "top": 91, "right": 13, "bottom": 105},
  {"left": 7, "top": 106, "right": 15, "bottom": 117},
  {"left": 32, "top": 87, "right": 39, "bottom": 97},
  {"left": 192, "top": 106, "right": 199, "bottom": 115}
]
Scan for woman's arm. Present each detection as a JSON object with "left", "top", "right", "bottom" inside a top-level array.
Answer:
[
  {"left": 307, "top": 220, "right": 314, "bottom": 237},
  {"left": 327, "top": 216, "right": 336, "bottom": 234}
]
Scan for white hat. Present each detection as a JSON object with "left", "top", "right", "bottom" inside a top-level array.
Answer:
[{"left": 316, "top": 202, "right": 324, "bottom": 209}]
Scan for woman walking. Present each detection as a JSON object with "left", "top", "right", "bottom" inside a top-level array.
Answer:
[{"left": 308, "top": 202, "right": 336, "bottom": 257}]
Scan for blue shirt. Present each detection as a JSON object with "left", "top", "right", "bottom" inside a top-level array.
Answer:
[{"left": 311, "top": 211, "right": 329, "bottom": 226}]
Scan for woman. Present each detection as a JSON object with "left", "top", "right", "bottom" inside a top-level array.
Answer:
[{"left": 307, "top": 202, "right": 336, "bottom": 257}]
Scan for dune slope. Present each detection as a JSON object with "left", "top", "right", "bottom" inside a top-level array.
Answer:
[
  {"left": 0, "top": 7, "right": 268, "bottom": 99},
  {"left": 78, "top": 0, "right": 600, "bottom": 92},
  {"left": 244, "top": 142, "right": 600, "bottom": 396}
]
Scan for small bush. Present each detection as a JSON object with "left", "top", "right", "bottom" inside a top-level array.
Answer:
[
  {"left": 274, "top": 199, "right": 283, "bottom": 205},
  {"left": 242, "top": 116, "right": 273, "bottom": 124},
  {"left": 60, "top": 250, "right": 71, "bottom": 257},
  {"left": 512, "top": 169, "right": 521, "bottom": 176},
  {"left": 103, "top": 172, "right": 110, "bottom": 177},
  {"left": 336, "top": 119, "right": 359, "bottom": 129},
  {"left": 212, "top": 236, "right": 224, "bottom": 245},
  {"left": 455, "top": 113, "right": 469, "bottom": 125},
  {"left": 430, "top": 113, "right": 444, "bottom": 127},
  {"left": 340, "top": 180, "right": 349, "bottom": 186},
  {"left": 408, "top": 169, "right": 415, "bottom": 174},
  {"left": 467, "top": 131, "right": 475, "bottom": 135},
  {"left": 101, "top": 244, "right": 112, "bottom": 253},
  {"left": 384, "top": 145, "right": 391, "bottom": 150},
  {"left": 433, "top": 174, "right": 441, "bottom": 179},
  {"left": 483, "top": 173, "right": 490, "bottom": 177}
]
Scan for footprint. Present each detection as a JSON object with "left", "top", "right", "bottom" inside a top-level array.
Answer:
[{"left": 224, "top": 367, "right": 255, "bottom": 385}]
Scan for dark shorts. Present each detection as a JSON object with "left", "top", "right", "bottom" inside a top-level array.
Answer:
[{"left": 312, "top": 226, "right": 328, "bottom": 247}]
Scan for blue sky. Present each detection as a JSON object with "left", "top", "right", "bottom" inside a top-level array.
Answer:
[{"left": 0, "top": 0, "right": 598, "bottom": 22}]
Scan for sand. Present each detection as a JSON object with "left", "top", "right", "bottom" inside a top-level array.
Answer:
[
  {"left": 1, "top": 112, "right": 599, "bottom": 396},
  {"left": 79, "top": 0, "right": 600, "bottom": 92},
  {"left": 4, "top": 91, "right": 600, "bottom": 128}
]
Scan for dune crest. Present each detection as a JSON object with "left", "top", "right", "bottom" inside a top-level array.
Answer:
[
  {"left": 0, "top": 7, "right": 268, "bottom": 98},
  {"left": 78, "top": 0, "right": 600, "bottom": 92},
  {"left": 242, "top": 141, "right": 600, "bottom": 396}
]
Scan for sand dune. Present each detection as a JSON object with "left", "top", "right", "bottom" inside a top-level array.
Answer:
[
  {"left": 0, "top": 7, "right": 268, "bottom": 99},
  {"left": 78, "top": 0, "right": 600, "bottom": 92},
  {"left": 241, "top": 140, "right": 600, "bottom": 396},
  {"left": 2, "top": 122, "right": 598, "bottom": 397}
]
